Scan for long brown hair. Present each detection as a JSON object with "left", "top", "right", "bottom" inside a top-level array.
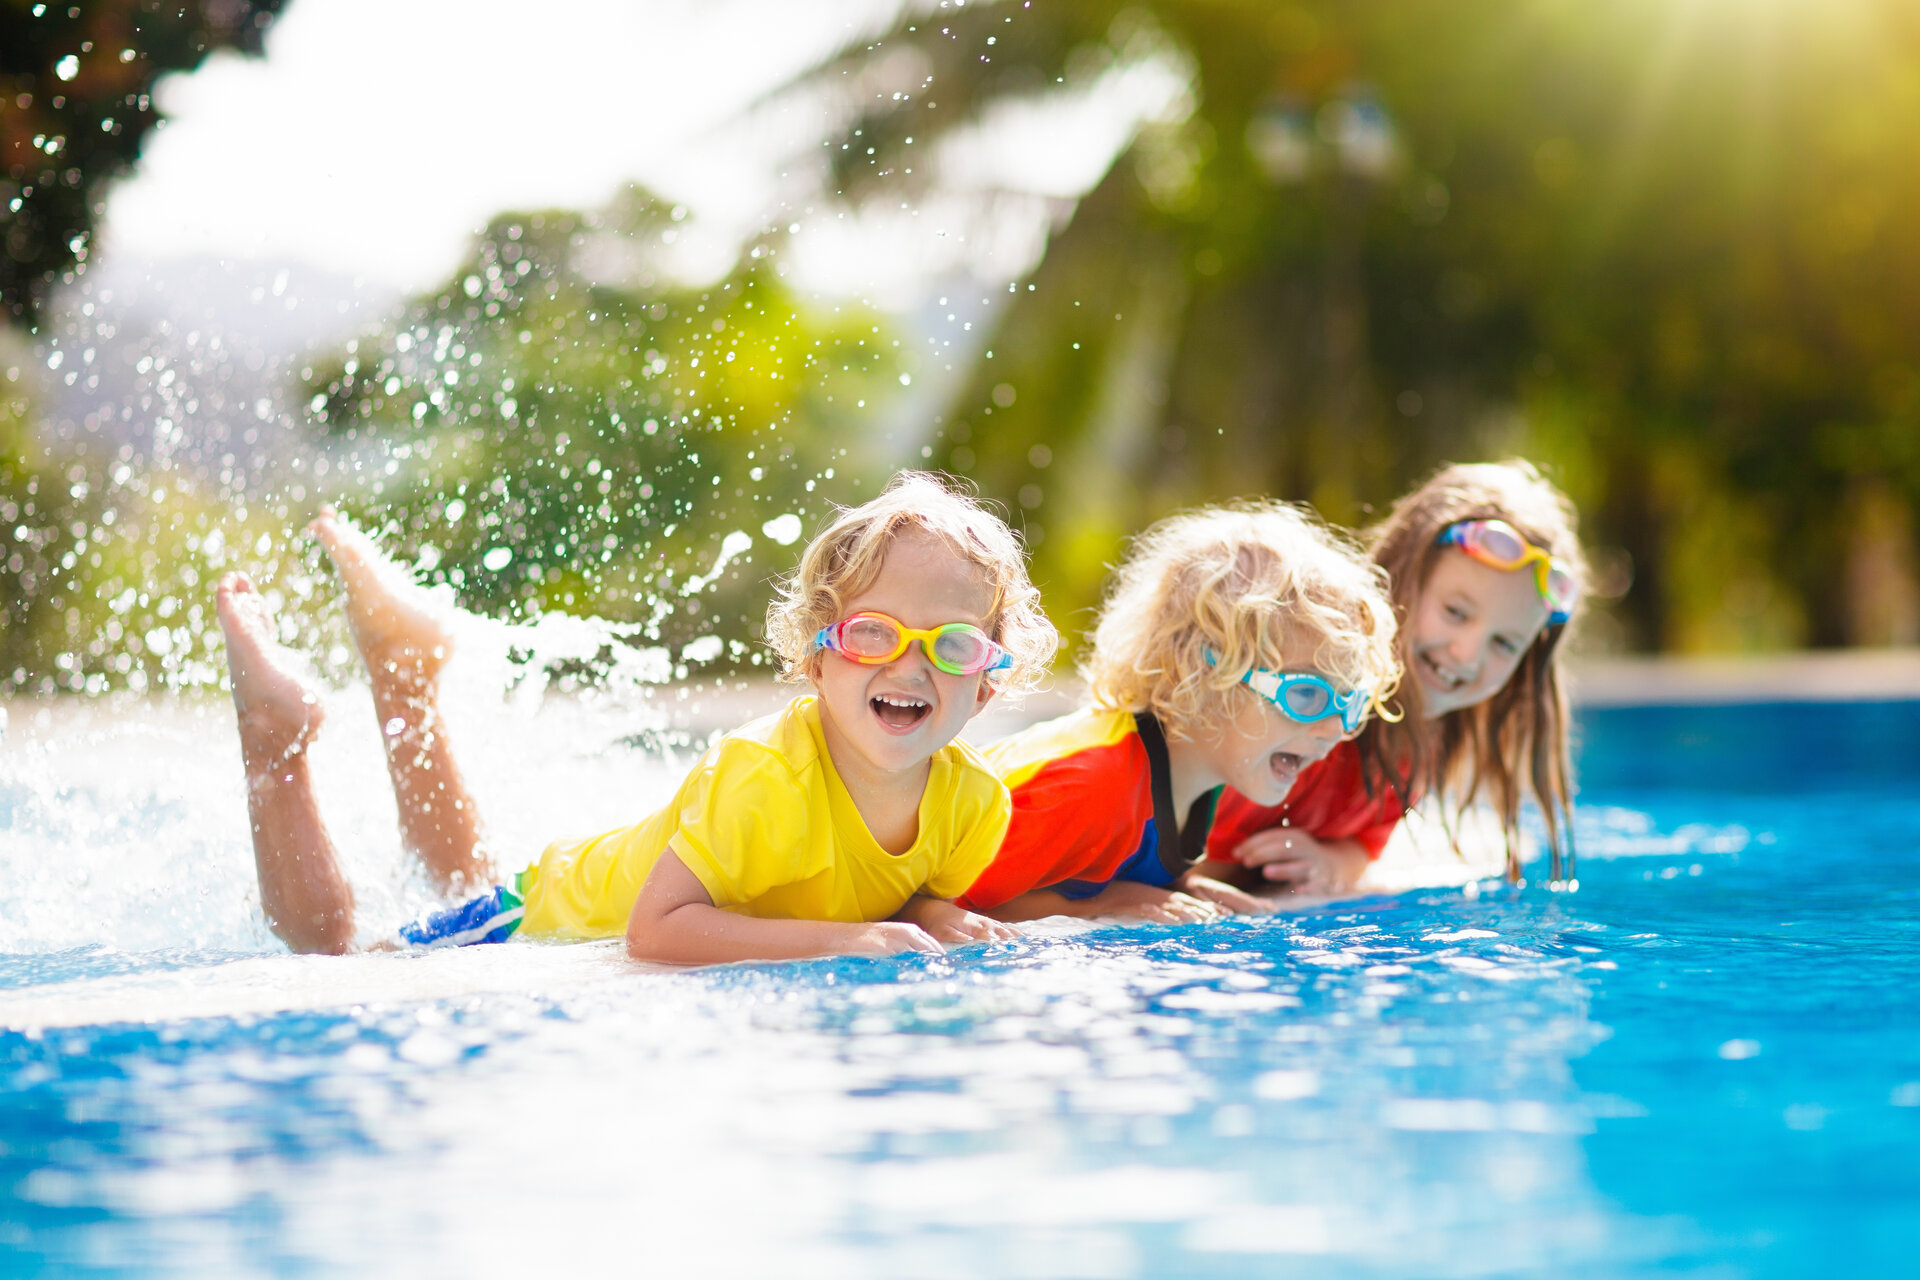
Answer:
[{"left": 1358, "top": 461, "right": 1585, "bottom": 883}]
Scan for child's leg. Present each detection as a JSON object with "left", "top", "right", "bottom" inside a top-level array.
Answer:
[
  {"left": 310, "top": 510, "right": 495, "bottom": 895},
  {"left": 217, "top": 572, "right": 357, "bottom": 954}
]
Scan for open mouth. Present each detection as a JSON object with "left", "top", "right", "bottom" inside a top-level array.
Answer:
[
  {"left": 871, "top": 693, "right": 933, "bottom": 731},
  {"left": 1419, "top": 651, "right": 1466, "bottom": 692},
  {"left": 1268, "top": 750, "right": 1306, "bottom": 787}
]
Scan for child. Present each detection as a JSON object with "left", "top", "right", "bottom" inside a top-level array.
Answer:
[
  {"left": 217, "top": 472, "right": 1057, "bottom": 962},
  {"left": 957, "top": 502, "right": 1402, "bottom": 923},
  {"left": 1204, "top": 460, "right": 1584, "bottom": 892}
]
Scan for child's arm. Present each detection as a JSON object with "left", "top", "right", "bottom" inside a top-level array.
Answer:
[
  {"left": 980, "top": 880, "right": 1223, "bottom": 925},
  {"left": 1179, "top": 872, "right": 1276, "bottom": 916},
  {"left": 626, "top": 850, "right": 943, "bottom": 964},
  {"left": 1229, "top": 828, "right": 1371, "bottom": 894},
  {"left": 894, "top": 896, "right": 1020, "bottom": 944}
]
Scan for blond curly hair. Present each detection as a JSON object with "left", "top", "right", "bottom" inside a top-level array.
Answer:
[
  {"left": 1082, "top": 501, "right": 1401, "bottom": 739},
  {"left": 763, "top": 472, "right": 1057, "bottom": 695}
]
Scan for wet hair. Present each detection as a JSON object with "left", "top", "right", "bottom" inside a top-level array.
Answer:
[
  {"left": 1081, "top": 501, "right": 1401, "bottom": 741},
  {"left": 1362, "top": 459, "right": 1586, "bottom": 882},
  {"left": 763, "top": 471, "right": 1057, "bottom": 696}
]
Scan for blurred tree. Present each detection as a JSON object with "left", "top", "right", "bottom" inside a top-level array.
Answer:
[
  {"left": 0, "top": 324, "right": 242, "bottom": 694},
  {"left": 0, "top": 327, "right": 61, "bottom": 675},
  {"left": 800, "top": 0, "right": 1920, "bottom": 652},
  {"left": 1, "top": 0, "right": 285, "bottom": 327},
  {"left": 303, "top": 188, "right": 900, "bottom": 674}
]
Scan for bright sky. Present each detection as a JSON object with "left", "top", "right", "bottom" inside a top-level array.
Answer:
[
  {"left": 99, "top": 0, "right": 1177, "bottom": 307},
  {"left": 102, "top": 0, "right": 885, "bottom": 294}
]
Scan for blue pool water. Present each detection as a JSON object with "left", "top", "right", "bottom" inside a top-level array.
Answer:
[{"left": 2, "top": 699, "right": 1918, "bottom": 1276}]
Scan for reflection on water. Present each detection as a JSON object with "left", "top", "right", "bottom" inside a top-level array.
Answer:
[
  {"left": 4, "top": 909, "right": 1625, "bottom": 1276},
  {"left": 2, "top": 701, "right": 1918, "bottom": 1276}
]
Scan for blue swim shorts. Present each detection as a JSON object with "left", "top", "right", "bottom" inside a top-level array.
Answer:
[{"left": 398, "top": 883, "right": 524, "bottom": 949}]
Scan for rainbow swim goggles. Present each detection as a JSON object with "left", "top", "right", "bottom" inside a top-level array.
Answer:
[
  {"left": 1437, "top": 520, "right": 1579, "bottom": 625},
  {"left": 812, "top": 611, "right": 1014, "bottom": 677},
  {"left": 1206, "top": 650, "right": 1373, "bottom": 734}
]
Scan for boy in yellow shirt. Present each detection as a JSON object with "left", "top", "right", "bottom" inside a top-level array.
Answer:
[{"left": 216, "top": 473, "right": 1056, "bottom": 963}]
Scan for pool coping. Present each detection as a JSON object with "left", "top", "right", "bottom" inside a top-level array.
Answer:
[
  {"left": 5, "top": 648, "right": 1918, "bottom": 747},
  {"left": 1567, "top": 648, "right": 1920, "bottom": 707}
]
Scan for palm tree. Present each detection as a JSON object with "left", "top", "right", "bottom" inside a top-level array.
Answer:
[{"left": 791, "top": 0, "right": 1920, "bottom": 651}]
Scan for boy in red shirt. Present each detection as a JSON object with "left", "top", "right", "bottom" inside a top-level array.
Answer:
[{"left": 961, "top": 502, "right": 1401, "bottom": 923}]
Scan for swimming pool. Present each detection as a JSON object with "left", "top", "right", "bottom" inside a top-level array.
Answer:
[{"left": 3, "top": 697, "right": 1917, "bottom": 1276}]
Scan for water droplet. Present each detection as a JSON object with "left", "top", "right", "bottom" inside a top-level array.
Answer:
[
  {"left": 681, "top": 635, "right": 723, "bottom": 664},
  {"left": 762, "top": 513, "right": 803, "bottom": 546}
]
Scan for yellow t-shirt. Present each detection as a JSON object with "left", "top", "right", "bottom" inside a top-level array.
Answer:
[{"left": 515, "top": 695, "right": 1010, "bottom": 940}]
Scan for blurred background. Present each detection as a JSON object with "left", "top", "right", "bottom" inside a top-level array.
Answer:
[{"left": 4, "top": 0, "right": 1918, "bottom": 697}]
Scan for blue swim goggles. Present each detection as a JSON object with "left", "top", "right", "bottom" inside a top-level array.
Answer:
[{"left": 1206, "top": 649, "right": 1373, "bottom": 734}]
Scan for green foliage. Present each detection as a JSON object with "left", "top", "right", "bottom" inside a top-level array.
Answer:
[
  {"left": 302, "top": 190, "right": 900, "bottom": 666},
  {"left": 7, "top": 0, "right": 1919, "bottom": 691},
  {"left": 806, "top": 0, "right": 1920, "bottom": 651},
  {"left": 0, "top": 326, "right": 248, "bottom": 694},
  {"left": 1, "top": 0, "right": 286, "bottom": 326}
]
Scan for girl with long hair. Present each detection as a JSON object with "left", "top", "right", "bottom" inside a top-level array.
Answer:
[{"left": 1205, "top": 460, "right": 1585, "bottom": 890}]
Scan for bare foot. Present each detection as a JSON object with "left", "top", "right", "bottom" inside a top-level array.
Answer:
[
  {"left": 217, "top": 572, "right": 358, "bottom": 954},
  {"left": 310, "top": 510, "right": 493, "bottom": 890},
  {"left": 309, "top": 508, "right": 454, "bottom": 686},
  {"left": 217, "top": 572, "right": 324, "bottom": 765}
]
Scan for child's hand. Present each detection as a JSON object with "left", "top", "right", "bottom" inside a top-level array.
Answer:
[
  {"left": 896, "top": 896, "right": 1021, "bottom": 945},
  {"left": 1083, "top": 880, "right": 1224, "bottom": 924},
  {"left": 847, "top": 921, "right": 945, "bottom": 956},
  {"left": 1181, "top": 874, "right": 1276, "bottom": 916},
  {"left": 1231, "top": 829, "right": 1369, "bottom": 895}
]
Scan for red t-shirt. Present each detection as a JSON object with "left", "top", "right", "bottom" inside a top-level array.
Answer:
[
  {"left": 959, "top": 707, "right": 1174, "bottom": 911},
  {"left": 1204, "top": 738, "right": 1412, "bottom": 864}
]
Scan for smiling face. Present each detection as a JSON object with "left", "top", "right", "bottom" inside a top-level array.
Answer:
[
  {"left": 809, "top": 526, "right": 998, "bottom": 789},
  {"left": 1191, "top": 630, "right": 1353, "bottom": 807},
  {"left": 1407, "top": 547, "right": 1552, "bottom": 718}
]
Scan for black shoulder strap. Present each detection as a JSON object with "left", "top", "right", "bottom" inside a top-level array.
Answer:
[{"left": 1133, "top": 712, "right": 1222, "bottom": 879}]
